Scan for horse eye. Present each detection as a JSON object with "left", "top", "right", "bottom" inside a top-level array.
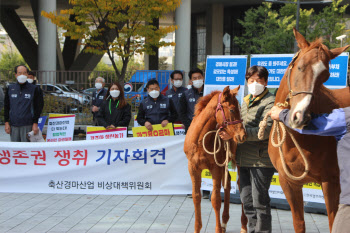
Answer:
[{"left": 229, "top": 109, "right": 235, "bottom": 113}]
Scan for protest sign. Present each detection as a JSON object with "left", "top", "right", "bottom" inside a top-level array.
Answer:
[
  {"left": 86, "top": 127, "right": 127, "bottom": 140},
  {"left": 132, "top": 123, "right": 174, "bottom": 137},
  {"left": 204, "top": 55, "right": 248, "bottom": 104},
  {"left": 46, "top": 114, "right": 75, "bottom": 142}
]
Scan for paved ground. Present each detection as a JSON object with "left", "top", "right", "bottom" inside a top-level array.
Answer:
[{"left": 0, "top": 193, "right": 329, "bottom": 233}]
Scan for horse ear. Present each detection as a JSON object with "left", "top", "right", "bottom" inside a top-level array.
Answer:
[
  {"left": 293, "top": 27, "right": 309, "bottom": 50},
  {"left": 230, "top": 85, "right": 240, "bottom": 96},
  {"left": 329, "top": 45, "right": 350, "bottom": 60},
  {"left": 222, "top": 86, "right": 230, "bottom": 101}
]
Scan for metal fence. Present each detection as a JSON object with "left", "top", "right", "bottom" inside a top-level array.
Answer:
[{"left": 0, "top": 70, "right": 183, "bottom": 126}]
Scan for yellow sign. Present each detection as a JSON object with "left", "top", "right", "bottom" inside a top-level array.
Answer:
[
  {"left": 201, "top": 169, "right": 237, "bottom": 181},
  {"left": 132, "top": 123, "right": 174, "bottom": 137},
  {"left": 303, "top": 182, "right": 322, "bottom": 190},
  {"left": 269, "top": 174, "right": 321, "bottom": 190},
  {"left": 270, "top": 175, "right": 280, "bottom": 186}
]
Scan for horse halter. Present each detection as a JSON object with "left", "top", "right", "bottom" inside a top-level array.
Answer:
[
  {"left": 215, "top": 92, "right": 243, "bottom": 129},
  {"left": 282, "top": 51, "right": 314, "bottom": 107}
]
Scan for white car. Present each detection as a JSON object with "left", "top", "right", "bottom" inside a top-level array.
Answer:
[{"left": 39, "top": 84, "right": 91, "bottom": 104}]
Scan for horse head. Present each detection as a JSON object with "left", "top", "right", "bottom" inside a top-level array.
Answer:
[
  {"left": 285, "top": 28, "right": 350, "bottom": 129},
  {"left": 215, "top": 86, "right": 246, "bottom": 143}
]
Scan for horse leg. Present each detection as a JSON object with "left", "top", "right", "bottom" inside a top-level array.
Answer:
[
  {"left": 322, "top": 181, "right": 340, "bottom": 232},
  {"left": 237, "top": 166, "right": 248, "bottom": 233},
  {"left": 188, "top": 162, "right": 202, "bottom": 233},
  {"left": 211, "top": 166, "right": 224, "bottom": 233},
  {"left": 222, "top": 171, "right": 231, "bottom": 233},
  {"left": 279, "top": 175, "right": 305, "bottom": 233}
]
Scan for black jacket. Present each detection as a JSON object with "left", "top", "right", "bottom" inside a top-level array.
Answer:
[
  {"left": 96, "top": 97, "right": 131, "bottom": 128},
  {"left": 4, "top": 81, "right": 44, "bottom": 126},
  {"left": 137, "top": 94, "right": 177, "bottom": 126},
  {"left": 165, "top": 86, "right": 187, "bottom": 122},
  {"left": 179, "top": 87, "right": 203, "bottom": 132}
]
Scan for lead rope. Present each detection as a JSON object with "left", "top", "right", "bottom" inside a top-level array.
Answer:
[
  {"left": 258, "top": 110, "right": 309, "bottom": 181},
  {"left": 202, "top": 129, "right": 233, "bottom": 189}
]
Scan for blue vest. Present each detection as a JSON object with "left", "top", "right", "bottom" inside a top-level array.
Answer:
[
  {"left": 92, "top": 88, "right": 107, "bottom": 107},
  {"left": 141, "top": 94, "right": 170, "bottom": 125},
  {"left": 8, "top": 82, "right": 36, "bottom": 126}
]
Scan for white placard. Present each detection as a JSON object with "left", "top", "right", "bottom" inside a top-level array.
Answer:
[
  {"left": 86, "top": 127, "right": 127, "bottom": 140},
  {"left": 46, "top": 114, "right": 75, "bottom": 142}
]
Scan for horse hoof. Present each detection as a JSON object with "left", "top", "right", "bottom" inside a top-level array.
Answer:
[
  {"left": 221, "top": 227, "right": 226, "bottom": 233},
  {"left": 240, "top": 228, "right": 247, "bottom": 233}
]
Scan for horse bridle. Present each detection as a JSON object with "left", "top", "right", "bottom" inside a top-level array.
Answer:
[
  {"left": 281, "top": 51, "right": 314, "bottom": 107},
  {"left": 215, "top": 92, "right": 243, "bottom": 129}
]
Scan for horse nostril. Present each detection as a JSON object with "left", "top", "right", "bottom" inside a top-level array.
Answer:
[{"left": 293, "top": 111, "right": 302, "bottom": 123}]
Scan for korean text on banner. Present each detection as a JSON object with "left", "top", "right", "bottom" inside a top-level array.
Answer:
[
  {"left": 204, "top": 55, "right": 247, "bottom": 104},
  {"left": 250, "top": 52, "right": 349, "bottom": 89},
  {"left": 86, "top": 127, "right": 127, "bottom": 140},
  {"left": 0, "top": 136, "right": 192, "bottom": 195},
  {"left": 46, "top": 114, "right": 75, "bottom": 142},
  {"left": 132, "top": 123, "right": 174, "bottom": 137},
  {"left": 250, "top": 54, "right": 294, "bottom": 88}
]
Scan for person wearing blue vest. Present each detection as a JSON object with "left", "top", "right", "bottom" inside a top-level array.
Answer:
[
  {"left": 270, "top": 105, "right": 350, "bottom": 233},
  {"left": 179, "top": 68, "right": 204, "bottom": 133},
  {"left": 4, "top": 65, "right": 44, "bottom": 142},
  {"left": 137, "top": 79, "right": 177, "bottom": 131},
  {"left": 91, "top": 77, "right": 108, "bottom": 126},
  {"left": 97, "top": 82, "right": 131, "bottom": 128},
  {"left": 165, "top": 70, "right": 187, "bottom": 123}
]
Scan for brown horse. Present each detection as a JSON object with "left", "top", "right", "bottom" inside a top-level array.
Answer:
[
  {"left": 184, "top": 86, "right": 247, "bottom": 233},
  {"left": 268, "top": 28, "right": 350, "bottom": 233}
]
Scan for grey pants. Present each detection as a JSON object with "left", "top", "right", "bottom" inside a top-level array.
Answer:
[
  {"left": 10, "top": 125, "right": 32, "bottom": 142},
  {"left": 239, "top": 167, "right": 275, "bottom": 233},
  {"left": 332, "top": 204, "right": 350, "bottom": 233}
]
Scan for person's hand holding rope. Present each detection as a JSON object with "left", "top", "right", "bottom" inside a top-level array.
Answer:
[{"left": 269, "top": 106, "right": 284, "bottom": 121}]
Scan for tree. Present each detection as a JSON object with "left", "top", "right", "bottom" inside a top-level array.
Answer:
[
  {"left": 307, "top": 0, "right": 348, "bottom": 49},
  {"left": 0, "top": 46, "right": 27, "bottom": 81},
  {"left": 42, "top": 0, "right": 180, "bottom": 82},
  {"left": 234, "top": 0, "right": 347, "bottom": 55}
]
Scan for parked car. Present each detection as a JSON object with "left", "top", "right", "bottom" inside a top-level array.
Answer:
[
  {"left": 39, "top": 84, "right": 91, "bottom": 104},
  {"left": 81, "top": 87, "right": 108, "bottom": 96}
]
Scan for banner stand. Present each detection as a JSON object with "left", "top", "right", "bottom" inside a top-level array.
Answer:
[{"left": 304, "top": 202, "right": 327, "bottom": 215}]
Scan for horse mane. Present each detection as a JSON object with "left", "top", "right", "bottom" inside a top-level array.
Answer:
[
  {"left": 194, "top": 90, "right": 221, "bottom": 117},
  {"left": 304, "top": 38, "right": 332, "bottom": 60}
]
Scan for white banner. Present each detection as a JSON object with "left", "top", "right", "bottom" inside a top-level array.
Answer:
[{"left": 0, "top": 136, "right": 192, "bottom": 195}]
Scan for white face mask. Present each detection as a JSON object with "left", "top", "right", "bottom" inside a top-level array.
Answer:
[
  {"left": 110, "top": 90, "right": 120, "bottom": 98},
  {"left": 95, "top": 83, "right": 103, "bottom": 89},
  {"left": 173, "top": 80, "right": 183, "bottom": 88},
  {"left": 17, "top": 75, "right": 27, "bottom": 84},
  {"left": 248, "top": 82, "right": 265, "bottom": 96},
  {"left": 149, "top": 90, "right": 160, "bottom": 99},
  {"left": 27, "top": 79, "right": 34, "bottom": 84},
  {"left": 192, "top": 79, "right": 204, "bottom": 89},
  {"left": 187, "top": 85, "right": 192, "bottom": 89}
]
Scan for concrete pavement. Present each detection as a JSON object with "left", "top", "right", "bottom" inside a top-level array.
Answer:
[{"left": 0, "top": 193, "right": 329, "bottom": 233}]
